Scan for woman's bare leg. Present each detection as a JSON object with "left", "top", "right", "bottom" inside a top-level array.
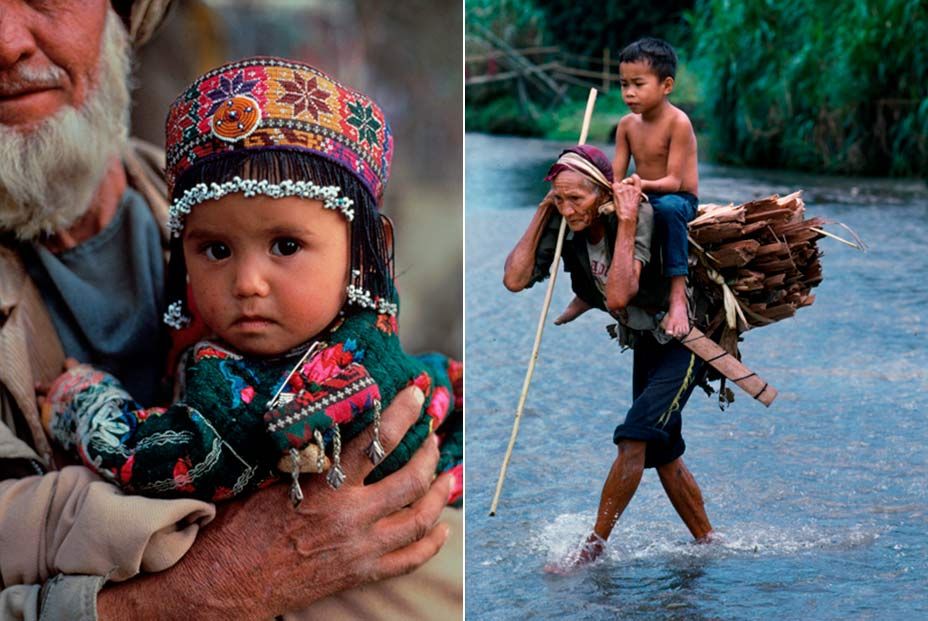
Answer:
[
  {"left": 656, "top": 457, "right": 713, "bottom": 540},
  {"left": 546, "top": 440, "right": 646, "bottom": 572}
]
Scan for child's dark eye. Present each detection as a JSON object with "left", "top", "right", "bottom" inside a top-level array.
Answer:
[
  {"left": 271, "top": 238, "right": 302, "bottom": 256},
  {"left": 203, "top": 242, "right": 231, "bottom": 261}
]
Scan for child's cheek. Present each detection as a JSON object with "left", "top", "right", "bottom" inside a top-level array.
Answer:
[{"left": 190, "top": 280, "right": 222, "bottom": 328}]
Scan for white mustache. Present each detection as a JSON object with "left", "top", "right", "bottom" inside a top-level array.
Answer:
[
  {"left": 0, "top": 9, "right": 130, "bottom": 240},
  {"left": 0, "top": 65, "right": 67, "bottom": 98}
]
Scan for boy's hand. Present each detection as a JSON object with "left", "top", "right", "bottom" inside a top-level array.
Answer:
[{"left": 621, "top": 174, "right": 641, "bottom": 186}]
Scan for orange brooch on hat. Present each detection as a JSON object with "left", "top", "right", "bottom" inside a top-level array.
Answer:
[{"left": 210, "top": 95, "right": 262, "bottom": 142}]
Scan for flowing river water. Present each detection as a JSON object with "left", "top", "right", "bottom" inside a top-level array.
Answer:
[{"left": 464, "top": 133, "right": 928, "bottom": 620}]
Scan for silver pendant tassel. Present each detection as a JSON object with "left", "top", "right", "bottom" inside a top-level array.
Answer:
[
  {"left": 366, "top": 399, "right": 385, "bottom": 465},
  {"left": 326, "top": 425, "right": 346, "bottom": 489},
  {"left": 288, "top": 448, "right": 304, "bottom": 507},
  {"left": 314, "top": 430, "right": 326, "bottom": 473}
]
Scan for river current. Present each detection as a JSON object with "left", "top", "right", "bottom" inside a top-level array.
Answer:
[{"left": 464, "top": 133, "right": 928, "bottom": 620}]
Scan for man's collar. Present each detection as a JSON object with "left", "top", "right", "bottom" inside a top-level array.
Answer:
[{"left": 0, "top": 245, "right": 25, "bottom": 323}]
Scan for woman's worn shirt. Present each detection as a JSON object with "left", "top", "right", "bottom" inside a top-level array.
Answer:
[{"left": 528, "top": 202, "right": 668, "bottom": 314}]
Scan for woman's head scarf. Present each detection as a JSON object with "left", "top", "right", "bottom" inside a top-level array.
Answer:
[{"left": 544, "top": 145, "right": 615, "bottom": 214}]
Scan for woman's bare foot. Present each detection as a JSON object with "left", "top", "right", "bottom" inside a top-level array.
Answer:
[
  {"left": 554, "top": 296, "right": 592, "bottom": 325},
  {"left": 694, "top": 530, "right": 719, "bottom": 544},
  {"left": 543, "top": 533, "right": 606, "bottom": 574}
]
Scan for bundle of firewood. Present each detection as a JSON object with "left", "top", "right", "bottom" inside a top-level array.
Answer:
[{"left": 687, "top": 191, "right": 831, "bottom": 349}]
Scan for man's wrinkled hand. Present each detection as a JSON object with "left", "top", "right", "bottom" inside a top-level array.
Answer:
[{"left": 99, "top": 385, "right": 453, "bottom": 621}]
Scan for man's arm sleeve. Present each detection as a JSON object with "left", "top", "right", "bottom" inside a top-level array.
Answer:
[
  {"left": 0, "top": 466, "right": 215, "bottom": 587},
  {"left": 0, "top": 575, "right": 105, "bottom": 621}
]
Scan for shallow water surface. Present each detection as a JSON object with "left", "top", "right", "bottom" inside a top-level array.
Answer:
[{"left": 464, "top": 133, "right": 928, "bottom": 620}]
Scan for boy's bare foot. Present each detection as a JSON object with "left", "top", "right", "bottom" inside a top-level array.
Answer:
[
  {"left": 554, "top": 296, "right": 592, "bottom": 325},
  {"left": 660, "top": 299, "right": 690, "bottom": 338},
  {"left": 543, "top": 533, "right": 606, "bottom": 574}
]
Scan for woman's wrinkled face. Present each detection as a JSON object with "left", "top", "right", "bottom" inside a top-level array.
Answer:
[{"left": 551, "top": 169, "right": 601, "bottom": 232}]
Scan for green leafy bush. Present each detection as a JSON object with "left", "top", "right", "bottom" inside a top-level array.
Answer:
[
  {"left": 689, "top": 0, "right": 928, "bottom": 176},
  {"left": 536, "top": 0, "right": 694, "bottom": 58},
  {"left": 466, "top": 95, "right": 544, "bottom": 136}
]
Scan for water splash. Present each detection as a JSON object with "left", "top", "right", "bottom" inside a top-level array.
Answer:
[{"left": 531, "top": 512, "right": 884, "bottom": 566}]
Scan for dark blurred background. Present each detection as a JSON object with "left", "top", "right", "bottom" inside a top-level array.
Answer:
[{"left": 132, "top": 0, "right": 463, "bottom": 357}]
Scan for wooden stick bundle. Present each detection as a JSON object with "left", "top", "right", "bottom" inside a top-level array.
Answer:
[{"left": 689, "top": 191, "right": 846, "bottom": 335}]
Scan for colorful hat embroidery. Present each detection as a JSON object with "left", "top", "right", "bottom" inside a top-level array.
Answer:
[{"left": 165, "top": 57, "right": 393, "bottom": 204}]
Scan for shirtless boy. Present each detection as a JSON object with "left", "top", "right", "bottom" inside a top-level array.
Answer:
[{"left": 614, "top": 37, "right": 699, "bottom": 338}]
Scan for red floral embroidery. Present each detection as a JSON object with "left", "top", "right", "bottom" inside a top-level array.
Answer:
[
  {"left": 447, "top": 359, "right": 463, "bottom": 409},
  {"left": 277, "top": 73, "right": 332, "bottom": 119},
  {"left": 299, "top": 343, "right": 356, "bottom": 384},
  {"left": 376, "top": 313, "right": 398, "bottom": 334},
  {"left": 194, "top": 344, "right": 238, "bottom": 362},
  {"left": 446, "top": 463, "right": 463, "bottom": 504},
  {"left": 119, "top": 455, "right": 135, "bottom": 485},
  {"left": 172, "top": 457, "right": 195, "bottom": 492},
  {"left": 212, "top": 486, "right": 235, "bottom": 501},
  {"left": 410, "top": 372, "right": 432, "bottom": 398}
]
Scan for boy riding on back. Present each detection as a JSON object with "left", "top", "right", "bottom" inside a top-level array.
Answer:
[{"left": 614, "top": 37, "right": 699, "bottom": 338}]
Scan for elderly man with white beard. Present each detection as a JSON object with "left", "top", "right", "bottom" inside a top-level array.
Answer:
[{"left": 0, "top": 2, "right": 453, "bottom": 619}]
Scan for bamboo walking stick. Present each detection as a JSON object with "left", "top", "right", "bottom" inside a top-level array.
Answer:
[{"left": 489, "top": 88, "right": 598, "bottom": 516}]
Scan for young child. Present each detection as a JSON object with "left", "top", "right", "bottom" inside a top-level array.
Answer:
[
  {"left": 40, "top": 57, "right": 462, "bottom": 507},
  {"left": 614, "top": 37, "right": 699, "bottom": 338}
]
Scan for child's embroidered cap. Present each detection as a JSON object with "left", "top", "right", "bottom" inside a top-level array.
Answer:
[
  {"left": 165, "top": 56, "right": 393, "bottom": 206},
  {"left": 161, "top": 57, "right": 398, "bottom": 330}
]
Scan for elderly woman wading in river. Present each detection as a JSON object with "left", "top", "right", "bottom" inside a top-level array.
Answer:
[{"left": 503, "top": 145, "right": 715, "bottom": 571}]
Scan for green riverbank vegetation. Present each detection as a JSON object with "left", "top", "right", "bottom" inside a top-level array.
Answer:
[{"left": 466, "top": 0, "right": 927, "bottom": 177}]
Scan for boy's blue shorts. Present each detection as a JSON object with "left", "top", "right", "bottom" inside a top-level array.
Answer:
[{"left": 650, "top": 192, "right": 698, "bottom": 277}]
